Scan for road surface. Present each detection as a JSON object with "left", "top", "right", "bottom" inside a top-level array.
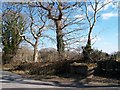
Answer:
[
  {"left": 0, "top": 70, "right": 120, "bottom": 89},
  {"left": 0, "top": 70, "right": 61, "bottom": 88}
]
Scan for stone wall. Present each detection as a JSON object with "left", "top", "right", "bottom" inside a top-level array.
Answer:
[{"left": 70, "top": 63, "right": 88, "bottom": 76}]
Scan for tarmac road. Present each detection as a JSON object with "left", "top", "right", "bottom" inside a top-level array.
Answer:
[
  {"left": 0, "top": 70, "right": 60, "bottom": 88},
  {"left": 0, "top": 70, "right": 120, "bottom": 90}
]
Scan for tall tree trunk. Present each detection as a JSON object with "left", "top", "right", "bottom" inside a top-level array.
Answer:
[
  {"left": 33, "top": 39, "right": 39, "bottom": 62},
  {"left": 87, "top": 32, "right": 91, "bottom": 48},
  {"left": 86, "top": 27, "right": 92, "bottom": 51},
  {"left": 83, "top": 27, "right": 93, "bottom": 63},
  {"left": 55, "top": 20, "right": 64, "bottom": 55}
]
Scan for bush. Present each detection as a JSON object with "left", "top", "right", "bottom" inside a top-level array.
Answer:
[{"left": 81, "top": 48, "right": 110, "bottom": 63}]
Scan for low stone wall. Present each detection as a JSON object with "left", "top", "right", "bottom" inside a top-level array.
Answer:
[{"left": 70, "top": 63, "right": 88, "bottom": 76}]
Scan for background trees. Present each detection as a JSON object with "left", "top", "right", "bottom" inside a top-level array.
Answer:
[{"left": 1, "top": 1, "right": 114, "bottom": 63}]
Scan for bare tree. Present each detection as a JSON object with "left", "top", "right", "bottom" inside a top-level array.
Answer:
[
  {"left": 20, "top": 4, "right": 47, "bottom": 62},
  {"left": 83, "top": 0, "right": 111, "bottom": 52},
  {"left": 31, "top": 2, "right": 84, "bottom": 56},
  {"left": 78, "top": 0, "right": 112, "bottom": 62}
]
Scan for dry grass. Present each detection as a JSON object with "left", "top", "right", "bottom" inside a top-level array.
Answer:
[
  {"left": 12, "top": 70, "right": 26, "bottom": 75},
  {"left": 71, "top": 62, "right": 97, "bottom": 69},
  {"left": 2, "top": 64, "right": 14, "bottom": 70}
]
